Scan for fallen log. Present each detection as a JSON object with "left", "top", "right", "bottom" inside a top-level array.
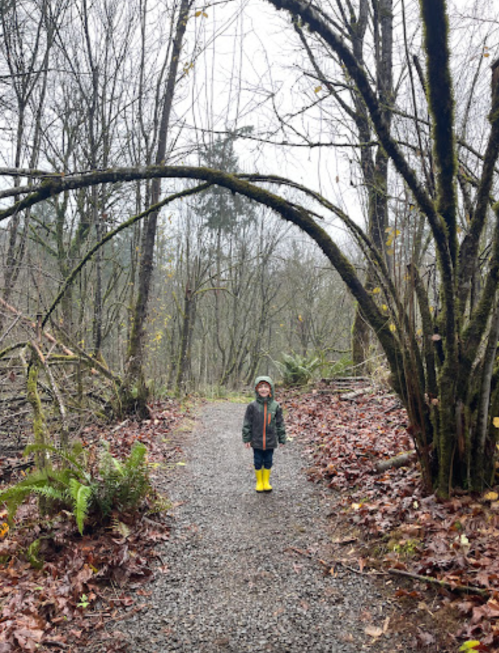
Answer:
[
  {"left": 321, "top": 377, "right": 371, "bottom": 384},
  {"left": 375, "top": 451, "right": 416, "bottom": 473},
  {"left": 339, "top": 388, "right": 369, "bottom": 401}
]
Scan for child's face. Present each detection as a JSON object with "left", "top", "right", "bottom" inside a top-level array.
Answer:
[{"left": 256, "top": 383, "right": 271, "bottom": 398}]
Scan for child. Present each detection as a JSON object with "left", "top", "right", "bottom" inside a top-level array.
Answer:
[{"left": 242, "top": 376, "right": 286, "bottom": 492}]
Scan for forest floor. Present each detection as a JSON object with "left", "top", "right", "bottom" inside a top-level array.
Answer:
[{"left": 1, "top": 381, "right": 499, "bottom": 652}]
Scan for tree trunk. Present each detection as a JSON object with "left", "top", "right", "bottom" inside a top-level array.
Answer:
[
  {"left": 175, "top": 284, "right": 195, "bottom": 396},
  {"left": 121, "top": 0, "right": 192, "bottom": 416}
]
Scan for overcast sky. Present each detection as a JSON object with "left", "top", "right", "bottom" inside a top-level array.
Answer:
[{"left": 177, "top": 0, "right": 499, "bottom": 229}]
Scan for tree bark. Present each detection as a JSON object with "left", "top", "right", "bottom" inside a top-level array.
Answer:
[{"left": 123, "top": 0, "right": 193, "bottom": 416}]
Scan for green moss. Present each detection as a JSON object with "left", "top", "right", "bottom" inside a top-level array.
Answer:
[{"left": 26, "top": 360, "right": 47, "bottom": 455}]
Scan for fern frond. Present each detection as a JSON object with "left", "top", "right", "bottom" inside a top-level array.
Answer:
[
  {"left": 0, "top": 466, "right": 79, "bottom": 522},
  {"left": 31, "top": 485, "right": 67, "bottom": 502},
  {"left": 71, "top": 440, "right": 85, "bottom": 458},
  {"left": 69, "top": 479, "right": 92, "bottom": 535},
  {"left": 24, "top": 443, "right": 89, "bottom": 480},
  {"left": 2, "top": 468, "right": 51, "bottom": 491},
  {"left": 126, "top": 442, "right": 147, "bottom": 469},
  {"left": 111, "top": 456, "right": 125, "bottom": 476},
  {"left": 0, "top": 469, "right": 52, "bottom": 510},
  {"left": 1, "top": 487, "right": 32, "bottom": 521}
]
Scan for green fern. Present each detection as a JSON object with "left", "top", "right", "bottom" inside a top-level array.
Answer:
[
  {"left": 111, "top": 456, "right": 125, "bottom": 476},
  {"left": 68, "top": 479, "right": 93, "bottom": 535},
  {"left": 119, "top": 442, "right": 149, "bottom": 509},
  {"left": 94, "top": 441, "right": 149, "bottom": 516},
  {"left": 0, "top": 467, "right": 70, "bottom": 520},
  {"left": 0, "top": 466, "right": 78, "bottom": 527},
  {"left": 0, "top": 440, "right": 151, "bottom": 535},
  {"left": 30, "top": 484, "right": 67, "bottom": 502},
  {"left": 24, "top": 442, "right": 91, "bottom": 482},
  {"left": 27, "top": 539, "right": 44, "bottom": 569},
  {"left": 276, "top": 353, "right": 320, "bottom": 387}
]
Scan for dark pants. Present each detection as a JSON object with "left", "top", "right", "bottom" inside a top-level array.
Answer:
[{"left": 253, "top": 448, "right": 274, "bottom": 470}]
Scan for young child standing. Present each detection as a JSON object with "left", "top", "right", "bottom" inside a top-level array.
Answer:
[{"left": 242, "top": 376, "right": 286, "bottom": 492}]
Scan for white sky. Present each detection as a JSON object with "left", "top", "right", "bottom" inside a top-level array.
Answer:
[{"left": 176, "top": 0, "right": 499, "bottom": 232}]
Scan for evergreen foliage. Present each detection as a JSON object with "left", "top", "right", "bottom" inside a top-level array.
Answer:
[
  {"left": 0, "top": 441, "right": 150, "bottom": 535},
  {"left": 94, "top": 441, "right": 149, "bottom": 517},
  {"left": 197, "top": 128, "right": 257, "bottom": 233},
  {"left": 276, "top": 352, "right": 320, "bottom": 386}
]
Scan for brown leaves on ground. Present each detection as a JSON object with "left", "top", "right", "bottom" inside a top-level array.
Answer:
[
  {"left": 0, "top": 399, "right": 188, "bottom": 653},
  {"left": 283, "top": 381, "right": 499, "bottom": 651}
]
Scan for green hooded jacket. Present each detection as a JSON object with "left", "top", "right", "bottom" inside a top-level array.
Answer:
[{"left": 242, "top": 376, "right": 286, "bottom": 449}]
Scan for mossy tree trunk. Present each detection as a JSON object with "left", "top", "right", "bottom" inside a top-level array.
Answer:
[
  {"left": 121, "top": 0, "right": 193, "bottom": 417},
  {"left": 265, "top": 0, "right": 499, "bottom": 495},
  {"left": 175, "top": 283, "right": 195, "bottom": 396},
  {"left": 26, "top": 344, "right": 49, "bottom": 469}
]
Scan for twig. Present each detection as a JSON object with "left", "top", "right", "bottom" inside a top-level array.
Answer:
[
  {"left": 388, "top": 568, "right": 489, "bottom": 597},
  {"left": 31, "top": 340, "right": 69, "bottom": 446},
  {"left": 111, "top": 419, "right": 129, "bottom": 433},
  {"left": 286, "top": 546, "right": 381, "bottom": 576},
  {"left": 42, "top": 641, "right": 68, "bottom": 649},
  {"left": 0, "top": 315, "right": 21, "bottom": 345},
  {"left": 104, "top": 603, "right": 147, "bottom": 622},
  {"left": 382, "top": 401, "right": 403, "bottom": 414},
  {"left": 339, "top": 388, "right": 370, "bottom": 401},
  {"left": 0, "top": 297, "right": 74, "bottom": 356},
  {"left": 321, "top": 376, "right": 371, "bottom": 383}
]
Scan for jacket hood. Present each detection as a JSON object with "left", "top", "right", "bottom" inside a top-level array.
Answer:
[{"left": 254, "top": 375, "right": 275, "bottom": 400}]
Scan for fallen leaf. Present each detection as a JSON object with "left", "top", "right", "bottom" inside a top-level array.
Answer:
[
  {"left": 365, "top": 625, "right": 383, "bottom": 638},
  {"left": 417, "top": 630, "right": 436, "bottom": 645},
  {"left": 459, "top": 642, "right": 482, "bottom": 651}
]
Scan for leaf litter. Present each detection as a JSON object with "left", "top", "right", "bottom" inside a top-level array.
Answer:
[
  {"left": 4, "top": 382, "right": 499, "bottom": 651},
  {"left": 0, "top": 398, "right": 189, "bottom": 652},
  {"left": 283, "top": 380, "right": 499, "bottom": 651}
]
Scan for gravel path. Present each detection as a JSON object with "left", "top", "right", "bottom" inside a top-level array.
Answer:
[{"left": 124, "top": 401, "right": 415, "bottom": 652}]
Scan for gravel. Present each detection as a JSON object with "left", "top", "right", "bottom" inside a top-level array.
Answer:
[{"left": 122, "top": 401, "right": 417, "bottom": 652}]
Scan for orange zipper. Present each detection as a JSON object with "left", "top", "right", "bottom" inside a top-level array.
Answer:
[{"left": 263, "top": 403, "right": 267, "bottom": 450}]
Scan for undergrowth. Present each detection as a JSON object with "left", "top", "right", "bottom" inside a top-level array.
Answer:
[{"left": 0, "top": 440, "right": 150, "bottom": 535}]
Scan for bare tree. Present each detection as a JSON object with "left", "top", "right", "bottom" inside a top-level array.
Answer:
[
  {"left": 0, "top": 0, "right": 62, "bottom": 326},
  {"left": 121, "top": 0, "right": 195, "bottom": 416}
]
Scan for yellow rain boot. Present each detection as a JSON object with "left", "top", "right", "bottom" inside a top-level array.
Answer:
[
  {"left": 255, "top": 468, "right": 264, "bottom": 492},
  {"left": 262, "top": 468, "right": 273, "bottom": 492}
]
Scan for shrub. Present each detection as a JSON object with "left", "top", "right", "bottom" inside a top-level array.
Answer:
[
  {"left": 93, "top": 441, "right": 150, "bottom": 518},
  {"left": 0, "top": 440, "right": 150, "bottom": 535},
  {"left": 321, "top": 355, "right": 355, "bottom": 378},
  {"left": 276, "top": 353, "right": 320, "bottom": 387}
]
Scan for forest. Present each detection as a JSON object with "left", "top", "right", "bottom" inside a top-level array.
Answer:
[
  {"left": 1, "top": 0, "right": 499, "bottom": 649},
  {"left": 0, "top": 0, "right": 356, "bottom": 419}
]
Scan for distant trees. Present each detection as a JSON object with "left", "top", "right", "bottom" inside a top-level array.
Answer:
[
  {"left": 140, "top": 133, "right": 352, "bottom": 393},
  {"left": 0, "top": 0, "right": 62, "bottom": 327},
  {"left": 290, "top": 0, "right": 395, "bottom": 370}
]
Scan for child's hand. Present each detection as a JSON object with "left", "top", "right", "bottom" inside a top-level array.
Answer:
[{"left": 244, "top": 442, "right": 251, "bottom": 449}]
